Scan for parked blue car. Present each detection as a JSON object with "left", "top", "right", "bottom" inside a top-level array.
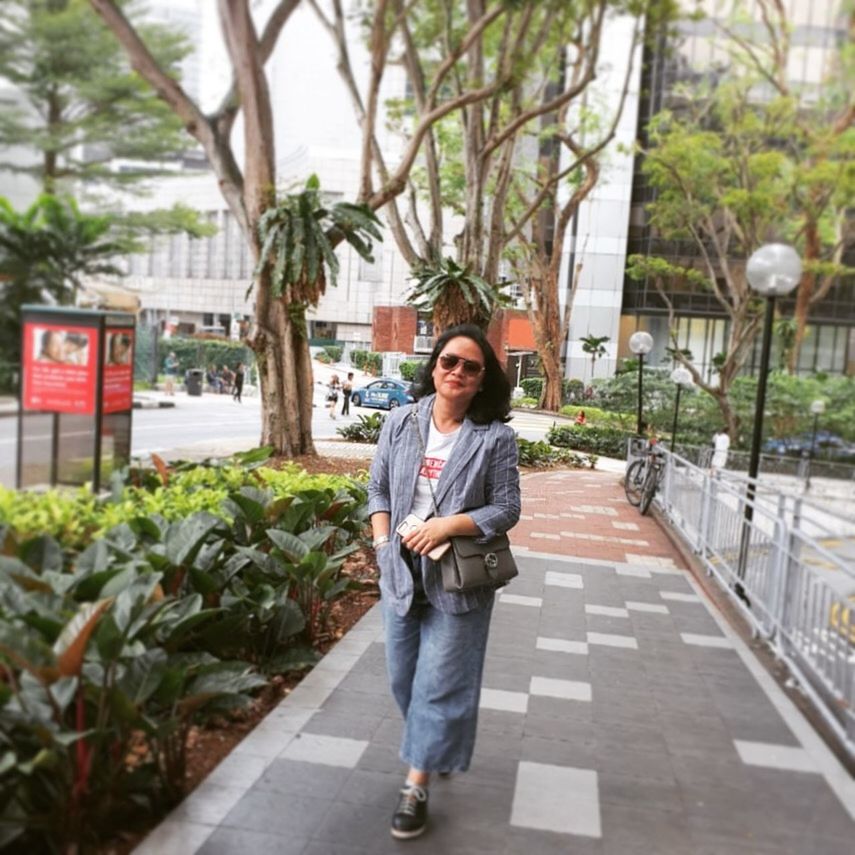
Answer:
[{"left": 351, "top": 378, "right": 414, "bottom": 410}]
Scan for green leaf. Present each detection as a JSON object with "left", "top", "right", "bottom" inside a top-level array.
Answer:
[{"left": 266, "top": 529, "right": 310, "bottom": 562}]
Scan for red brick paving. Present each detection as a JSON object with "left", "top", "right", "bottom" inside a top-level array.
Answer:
[{"left": 512, "top": 469, "right": 681, "bottom": 564}]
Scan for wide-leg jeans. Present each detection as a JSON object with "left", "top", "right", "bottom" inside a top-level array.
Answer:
[{"left": 383, "top": 594, "right": 494, "bottom": 773}]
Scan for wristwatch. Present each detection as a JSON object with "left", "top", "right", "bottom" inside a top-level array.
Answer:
[{"left": 373, "top": 535, "right": 390, "bottom": 548}]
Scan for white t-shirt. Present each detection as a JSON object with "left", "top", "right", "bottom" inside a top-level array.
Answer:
[
  {"left": 711, "top": 431, "right": 730, "bottom": 468},
  {"left": 410, "top": 418, "right": 461, "bottom": 519}
]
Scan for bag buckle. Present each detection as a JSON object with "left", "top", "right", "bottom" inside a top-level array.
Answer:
[{"left": 484, "top": 553, "right": 499, "bottom": 571}]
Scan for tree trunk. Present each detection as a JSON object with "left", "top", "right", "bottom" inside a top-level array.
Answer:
[
  {"left": 788, "top": 216, "right": 819, "bottom": 372},
  {"left": 252, "top": 297, "right": 315, "bottom": 456},
  {"left": 528, "top": 270, "right": 563, "bottom": 411}
]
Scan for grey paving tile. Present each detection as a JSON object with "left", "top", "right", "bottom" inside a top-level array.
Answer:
[
  {"left": 254, "top": 758, "right": 350, "bottom": 799},
  {"left": 197, "top": 827, "right": 308, "bottom": 855},
  {"left": 599, "top": 804, "right": 692, "bottom": 855},
  {"left": 480, "top": 668, "right": 533, "bottom": 693},
  {"left": 370, "top": 716, "right": 404, "bottom": 747},
  {"left": 526, "top": 693, "right": 594, "bottom": 723},
  {"left": 598, "top": 769, "right": 682, "bottom": 813},
  {"left": 502, "top": 828, "right": 604, "bottom": 855},
  {"left": 220, "top": 789, "right": 331, "bottom": 837},
  {"left": 476, "top": 707, "right": 527, "bottom": 737},
  {"left": 519, "top": 733, "right": 598, "bottom": 767},
  {"left": 353, "top": 741, "right": 404, "bottom": 775},
  {"left": 304, "top": 708, "right": 384, "bottom": 741}
]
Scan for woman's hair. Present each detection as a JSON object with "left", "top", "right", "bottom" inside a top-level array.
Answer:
[{"left": 412, "top": 323, "right": 512, "bottom": 424}]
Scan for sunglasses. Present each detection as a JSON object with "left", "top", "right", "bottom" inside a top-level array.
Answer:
[{"left": 438, "top": 353, "right": 484, "bottom": 376}]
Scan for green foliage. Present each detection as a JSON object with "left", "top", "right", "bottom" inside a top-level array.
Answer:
[
  {"left": 547, "top": 424, "right": 635, "bottom": 458},
  {"left": 515, "top": 437, "right": 596, "bottom": 470},
  {"left": 511, "top": 397, "right": 539, "bottom": 409},
  {"left": 323, "top": 345, "right": 343, "bottom": 363},
  {"left": 336, "top": 413, "right": 386, "bottom": 444},
  {"left": 399, "top": 359, "right": 427, "bottom": 381},
  {"left": 256, "top": 174, "right": 383, "bottom": 305},
  {"left": 0, "top": 452, "right": 370, "bottom": 851},
  {"left": 408, "top": 257, "right": 511, "bottom": 331},
  {"left": 559, "top": 405, "right": 630, "bottom": 430},
  {"left": 0, "top": 0, "right": 190, "bottom": 191},
  {"left": 0, "top": 194, "right": 126, "bottom": 378},
  {"left": 350, "top": 349, "right": 382, "bottom": 375},
  {"left": 520, "top": 377, "right": 543, "bottom": 399},
  {"left": 154, "top": 336, "right": 253, "bottom": 381}
]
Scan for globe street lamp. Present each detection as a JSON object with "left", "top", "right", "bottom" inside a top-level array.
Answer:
[
  {"left": 738, "top": 243, "right": 802, "bottom": 581},
  {"left": 806, "top": 398, "right": 826, "bottom": 491},
  {"left": 628, "top": 331, "right": 654, "bottom": 436},
  {"left": 669, "top": 366, "right": 692, "bottom": 453}
]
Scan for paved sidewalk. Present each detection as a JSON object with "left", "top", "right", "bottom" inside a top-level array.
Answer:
[{"left": 135, "top": 470, "right": 855, "bottom": 855}]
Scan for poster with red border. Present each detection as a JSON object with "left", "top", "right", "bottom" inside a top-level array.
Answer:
[
  {"left": 103, "top": 328, "right": 135, "bottom": 413},
  {"left": 22, "top": 322, "right": 98, "bottom": 414}
]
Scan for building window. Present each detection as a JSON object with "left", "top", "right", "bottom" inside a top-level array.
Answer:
[{"left": 358, "top": 253, "right": 383, "bottom": 282}]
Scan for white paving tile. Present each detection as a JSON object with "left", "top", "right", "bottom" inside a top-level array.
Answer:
[
  {"left": 660, "top": 591, "right": 702, "bottom": 603},
  {"left": 545, "top": 571, "right": 584, "bottom": 589},
  {"left": 587, "top": 632, "right": 638, "bottom": 650},
  {"left": 681, "top": 633, "right": 733, "bottom": 649},
  {"left": 530, "top": 676, "right": 592, "bottom": 702},
  {"left": 585, "top": 604, "right": 629, "bottom": 618},
  {"left": 612, "top": 521, "right": 640, "bottom": 531},
  {"left": 615, "top": 565, "right": 652, "bottom": 578},
  {"left": 734, "top": 740, "right": 820, "bottom": 774},
  {"left": 511, "top": 761, "right": 601, "bottom": 837},
  {"left": 133, "top": 820, "right": 214, "bottom": 855},
  {"left": 500, "top": 594, "right": 544, "bottom": 608},
  {"left": 626, "top": 601, "right": 670, "bottom": 614},
  {"left": 537, "top": 636, "right": 589, "bottom": 655},
  {"left": 530, "top": 531, "right": 561, "bottom": 540},
  {"left": 279, "top": 732, "right": 368, "bottom": 768},
  {"left": 480, "top": 688, "right": 529, "bottom": 714}
]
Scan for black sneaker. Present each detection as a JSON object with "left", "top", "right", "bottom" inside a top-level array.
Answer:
[{"left": 391, "top": 784, "right": 428, "bottom": 839}]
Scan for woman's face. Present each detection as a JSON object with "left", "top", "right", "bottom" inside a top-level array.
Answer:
[
  {"left": 431, "top": 335, "right": 485, "bottom": 409},
  {"left": 43, "top": 332, "right": 63, "bottom": 361}
]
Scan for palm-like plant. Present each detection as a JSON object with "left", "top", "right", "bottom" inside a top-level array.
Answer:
[
  {"left": 580, "top": 334, "right": 610, "bottom": 381},
  {"left": 256, "top": 174, "right": 382, "bottom": 306},
  {"left": 407, "top": 257, "right": 511, "bottom": 334}
]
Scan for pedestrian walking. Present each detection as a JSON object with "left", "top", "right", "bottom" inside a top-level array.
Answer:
[
  {"left": 341, "top": 371, "right": 354, "bottom": 416},
  {"left": 327, "top": 374, "right": 340, "bottom": 419},
  {"left": 232, "top": 362, "right": 245, "bottom": 403},
  {"left": 163, "top": 351, "right": 178, "bottom": 396},
  {"left": 368, "top": 324, "right": 521, "bottom": 840},
  {"left": 711, "top": 427, "right": 730, "bottom": 471}
]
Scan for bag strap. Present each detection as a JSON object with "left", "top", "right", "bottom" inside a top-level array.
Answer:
[{"left": 409, "top": 402, "right": 441, "bottom": 518}]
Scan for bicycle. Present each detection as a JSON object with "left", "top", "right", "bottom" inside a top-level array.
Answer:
[{"left": 624, "top": 438, "right": 665, "bottom": 514}]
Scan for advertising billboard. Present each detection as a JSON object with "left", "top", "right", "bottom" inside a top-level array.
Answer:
[
  {"left": 103, "top": 328, "right": 135, "bottom": 413},
  {"left": 21, "top": 322, "right": 98, "bottom": 414}
]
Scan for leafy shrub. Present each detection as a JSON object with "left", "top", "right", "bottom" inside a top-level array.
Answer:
[
  {"left": 559, "top": 404, "right": 630, "bottom": 429},
  {"left": 0, "top": 451, "right": 371, "bottom": 851},
  {"left": 520, "top": 377, "right": 543, "bottom": 399},
  {"left": 399, "top": 359, "right": 427, "bottom": 381},
  {"left": 516, "top": 437, "right": 596, "bottom": 469},
  {"left": 511, "top": 397, "right": 539, "bottom": 409},
  {"left": 315, "top": 351, "right": 332, "bottom": 364},
  {"left": 155, "top": 336, "right": 253, "bottom": 378},
  {"left": 547, "top": 424, "right": 633, "bottom": 458},
  {"left": 350, "top": 349, "right": 382, "bottom": 375},
  {"left": 336, "top": 412, "right": 386, "bottom": 444},
  {"left": 323, "top": 345, "right": 343, "bottom": 362}
]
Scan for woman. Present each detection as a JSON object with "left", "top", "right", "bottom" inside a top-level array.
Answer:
[
  {"left": 163, "top": 351, "right": 178, "bottom": 396},
  {"left": 232, "top": 362, "right": 245, "bottom": 403},
  {"left": 327, "top": 373, "right": 340, "bottom": 419},
  {"left": 341, "top": 371, "right": 354, "bottom": 416},
  {"left": 368, "top": 324, "right": 520, "bottom": 840}
]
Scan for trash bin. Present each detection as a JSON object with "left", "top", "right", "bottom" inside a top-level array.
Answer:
[{"left": 185, "top": 368, "right": 204, "bottom": 396}]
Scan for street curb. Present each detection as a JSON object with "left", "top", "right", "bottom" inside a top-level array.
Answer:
[{"left": 133, "top": 399, "right": 176, "bottom": 410}]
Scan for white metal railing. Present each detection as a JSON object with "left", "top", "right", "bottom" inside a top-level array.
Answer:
[{"left": 656, "top": 450, "right": 855, "bottom": 758}]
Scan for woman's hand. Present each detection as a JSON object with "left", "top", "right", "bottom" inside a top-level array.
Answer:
[{"left": 402, "top": 516, "right": 453, "bottom": 556}]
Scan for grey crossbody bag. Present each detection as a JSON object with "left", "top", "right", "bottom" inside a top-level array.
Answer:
[{"left": 410, "top": 405, "right": 518, "bottom": 593}]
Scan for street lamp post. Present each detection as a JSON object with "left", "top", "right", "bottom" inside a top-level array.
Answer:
[
  {"left": 669, "top": 366, "right": 692, "bottom": 453},
  {"left": 806, "top": 398, "right": 826, "bottom": 491},
  {"left": 628, "top": 331, "right": 654, "bottom": 436},
  {"left": 738, "top": 243, "right": 802, "bottom": 582}
]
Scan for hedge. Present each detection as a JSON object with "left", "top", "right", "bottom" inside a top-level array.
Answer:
[{"left": 547, "top": 423, "right": 634, "bottom": 458}]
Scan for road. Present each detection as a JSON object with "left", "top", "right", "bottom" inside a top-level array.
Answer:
[{"left": 0, "top": 386, "right": 573, "bottom": 487}]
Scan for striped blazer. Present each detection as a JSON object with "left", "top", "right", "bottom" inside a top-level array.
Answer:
[{"left": 367, "top": 394, "right": 521, "bottom": 616}]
